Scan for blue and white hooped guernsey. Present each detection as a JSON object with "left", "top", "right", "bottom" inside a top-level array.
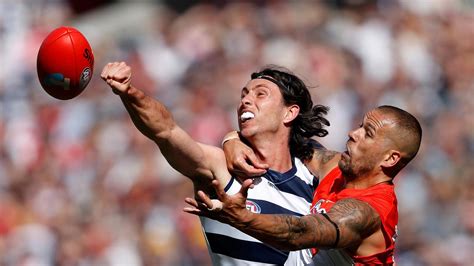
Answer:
[{"left": 200, "top": 157, "right": 318, "bottom": 266}]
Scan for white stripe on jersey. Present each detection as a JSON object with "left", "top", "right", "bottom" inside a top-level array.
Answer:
[
  {"left": 230, "top": 177, "right": 312, "bottom": 214},
  {"left": 201, "top": 217, "right": 259, "bottom": 242},
  {"left": 294, "top": 158, "right": 314, "bottom": 184}
]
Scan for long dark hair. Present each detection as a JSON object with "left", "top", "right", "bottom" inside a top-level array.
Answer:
[{"left": 251, "top": 66, "right": 330, "bottom": 160}]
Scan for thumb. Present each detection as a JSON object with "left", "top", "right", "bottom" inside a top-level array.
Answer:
[
  {"left": 239, "top": 179, "right": 254, "bottom": 199},
  {"left": 106, "top": 78, "right": 129, "bottom": 94}
]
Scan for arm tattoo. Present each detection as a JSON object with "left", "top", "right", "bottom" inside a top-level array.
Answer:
[
  {"left": 239, "top": 198, "right": 381, "bottom": 251},
  {"left": 321, "top": 150, "right": 338, "bottom": 164},
  {"left": 313, "top": 149, "right": 338, "bottom": 164},
  {"left": 329, "top": 198, "right": 381, "bottom": 246},
  {"left": 243, "top": 213, "right": 343, "bottom": 251}
]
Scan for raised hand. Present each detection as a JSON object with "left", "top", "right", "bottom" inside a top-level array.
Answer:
[
  {"left": 183, "top": 179, "right": 255, "bottom": 226},
  {"left": 101, "top": 62, "right": 132, "bottom": 95},
  {"left": 223, "top": 138, "right": 269, "bottom": 179}
]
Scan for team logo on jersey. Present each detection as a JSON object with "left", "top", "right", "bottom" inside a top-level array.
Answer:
[
  {"left": 246, "top": 200, "right": 261, "bottom": 213},
  {"left": 310, "top": 199, "right": 333, "bottom": 214}
]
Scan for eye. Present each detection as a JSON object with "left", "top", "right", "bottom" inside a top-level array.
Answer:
[
  {"left": 256, "top": 88, "right": 268, "bottom": 97},
  {"left": 365, "top": 130, "right": 372, "bottom": 138},
  {"left": 365, "top": 126, "right": 375, "bottom": 138}
]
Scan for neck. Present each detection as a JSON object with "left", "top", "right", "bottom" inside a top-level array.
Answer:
[
  {"left": 344, "top": 172, "right": 392, "bottom": 189},
  {"left": 246, "top": 133, "right": 293, "bottom": 173}
]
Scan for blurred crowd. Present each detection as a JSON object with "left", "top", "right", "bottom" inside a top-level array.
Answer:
[{"left": 0, "top": 0, "right": 473, "bottom": 265}]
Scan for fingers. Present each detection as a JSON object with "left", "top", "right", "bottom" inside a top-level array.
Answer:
[
  {"left": 211, "top": 179, "right": 227, "bottom": 202},
  {"left": 197, "top": 190, "right": 216, "bottom": 210},
  {"left": 183, "top": 196, "right": 221, "bottom": 216},
  {"left": 183, "top": 197, "right": 203, "bottom": 215},
  {"left": 101, "top": 62, "right": 127, "bottom": 79},
  {"left": 245, "top": 152, "right": 269, "bottom": 171},
  {"left": 101, "top": 62, "right": 132, "bottom": 93},
  {"left": 233, "top": 149, "right": 268, "bottom": 177},
  {"left": 241, "top": 164, "right": 267, "bottom": 177},
  {"left": 106, "top": 79, "right": 124, "bottom": 90},
  {"left": 184, "top": 197, "right": 199, "bottom": 208},
  {"left": 209, "top": 199, "right": 223, "bottom": 211},
  {"left": 103, "top": 63, "right": 130, "bottom": 82},
  {"left": 236, "top": 155, "right": 267, "bottom": 177},
  {"left": 183, "top": 207, "right": 202, "bottom": 215}
]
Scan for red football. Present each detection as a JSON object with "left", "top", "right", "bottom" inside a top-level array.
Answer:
[{"left": 37, "top": 26, "right": 94, "bottom": 100}]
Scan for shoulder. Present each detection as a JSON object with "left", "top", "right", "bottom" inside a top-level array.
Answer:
[{"left": 304, "top": 148, "right": 341, "bottom": 181}]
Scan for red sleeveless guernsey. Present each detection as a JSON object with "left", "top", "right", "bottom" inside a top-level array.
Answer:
[{"left": 310, "top": 167, "right": 398, "bottom": 265}]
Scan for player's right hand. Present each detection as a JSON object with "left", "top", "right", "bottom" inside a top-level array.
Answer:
[
  {"left": 223, "top": 138, "right": 269, "bottom": 179},
  {"left": 184, "top": 179, "right": 255, "bottom": 225},
  {"left": 101, "top": 62, "right": 132, "bottom": 95}
]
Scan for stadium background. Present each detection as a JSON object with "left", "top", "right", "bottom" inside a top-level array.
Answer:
[{"left": 0, "top": 0, "right": 472, "bottom": 265}]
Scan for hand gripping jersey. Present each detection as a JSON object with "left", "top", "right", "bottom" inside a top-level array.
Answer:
[
  {"left": 310, "top": 167, "right": 398, "bottom": 265},
  {"left": 201, "top": 157, "right": 317, "bottom": 265}
]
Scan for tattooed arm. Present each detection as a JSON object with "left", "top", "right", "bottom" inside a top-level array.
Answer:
[
  {"left": 305, "top": 149, "right": 341, "bottom": 180},
  {"left": 184, "top": 180, "right": 381, "bottom": 251},
  {"left": 240, "top": 198, "right": 380, "bottom": 251}
]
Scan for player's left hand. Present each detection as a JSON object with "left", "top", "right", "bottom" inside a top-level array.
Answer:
[{"left": 223, "top": 137, "right": 269, "bottom": 179}]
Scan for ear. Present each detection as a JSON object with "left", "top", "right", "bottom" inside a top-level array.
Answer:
[
  {"left": 381, "top": 150, "right": 401, "bottom": 168},
  {"left": 283, "top": 104, "right": 300, "bottom": 124}
]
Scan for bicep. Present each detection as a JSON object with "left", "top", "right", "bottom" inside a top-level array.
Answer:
[
  {"left": 158, "top": 126, "right": 229, "bottom": 182},
  {"left": 327, "top": 198, "right": 381, "bottom": 248}
]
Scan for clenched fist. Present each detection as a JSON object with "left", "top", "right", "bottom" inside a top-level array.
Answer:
[{"left": 101, "top": 62, "right": 132, "bottom": 95}]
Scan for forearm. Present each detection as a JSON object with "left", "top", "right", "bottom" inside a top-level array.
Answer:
[
  {"left": 237, "top": 199, "right": 382, "bottom": 251},
  {"left": 236, "top": 213, "right": 338, "bottom": 251},
  {"left": 120, "top": 85, "right": 175, "bottom": 142},
  {"left": 119, "top": 86, "right": 221, "bottom": 180}
]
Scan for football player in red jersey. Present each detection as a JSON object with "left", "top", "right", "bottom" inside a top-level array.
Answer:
[{"left": 185, "top": 105, "right": 422, "bottom": 265}]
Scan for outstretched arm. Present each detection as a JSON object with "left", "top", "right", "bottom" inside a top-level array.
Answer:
[
  {"left": 101, "top": 62, "right": 230, "bottom": 183},
  {"left": 236, "top": 198, "right": 381, "bottom": 251},
  {"left": 184, "top": 180, "right": 380, "bottom": 251}
]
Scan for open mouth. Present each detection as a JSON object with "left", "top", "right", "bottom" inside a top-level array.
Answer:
[
  {"left": 342, "top": 150, "right": 349, "bottom": 158},
  {"left": 342, "top": 145, "right": 350, "bottom": 158},
  {"left": 240, "top": 111, "right": 255, "bottom": 122}
]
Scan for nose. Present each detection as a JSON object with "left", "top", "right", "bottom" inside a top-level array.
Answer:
[
  {"left": 348, "top": 128, "right": 359, "bottom": 142},
  {"left": 240, "top": 93, "right": 253, "bottom": 106}
]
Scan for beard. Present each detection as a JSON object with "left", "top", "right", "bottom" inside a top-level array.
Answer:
[
  {"left": 338, "top": 156, "right": 374, "bottom": 181},
  {"left": 338, "top": 159, "right": 356, "bottom": 180}
]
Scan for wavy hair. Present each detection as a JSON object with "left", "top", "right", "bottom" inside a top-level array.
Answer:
[{"left": 251, "top": 66, "right": 330, "bottom": 160}]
